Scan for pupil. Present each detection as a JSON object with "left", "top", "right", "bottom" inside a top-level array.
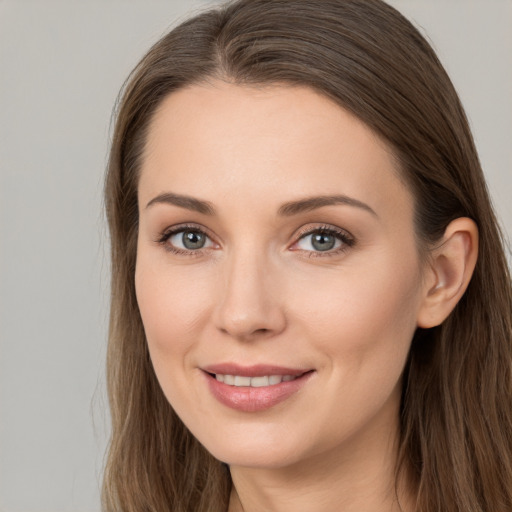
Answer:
[
  {"left": 312, "top": 233, "right": 335, "bottom": 251},
  {"left": 182, "top": 231, "right": 205, "bottom": 249}
]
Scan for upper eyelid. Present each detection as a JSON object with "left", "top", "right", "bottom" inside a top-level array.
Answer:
[
  {"left": 160, "top": 223, "right": 215, "bottom": 240},
  {"left": 294, "top": 224, "right": 354, "bottom": 242}
]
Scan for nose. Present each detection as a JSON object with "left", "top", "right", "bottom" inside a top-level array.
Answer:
[{"left": 213, "top": 249, "right": 287, "bottom": 341}]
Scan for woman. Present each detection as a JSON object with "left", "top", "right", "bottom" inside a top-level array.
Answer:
[{"left": 102, "top": 0, "right": 512, "bottom": 511}]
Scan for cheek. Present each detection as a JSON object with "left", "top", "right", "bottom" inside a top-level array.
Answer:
[
  {"left": 134, "top": 257, "right": 214, "bottom": 360},
  {"left": 287, "top": 254, "right": 422, "bottom": 372},
  {"left": 134, "top": 256, "right": 219, "bottom": 416},
  {"left": 278, "top": 259, "right": 421, "bottom": 448}
]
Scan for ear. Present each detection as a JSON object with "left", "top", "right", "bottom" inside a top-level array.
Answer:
[{"left": 417, "top": 217, "right": 478, "bottom": 328}]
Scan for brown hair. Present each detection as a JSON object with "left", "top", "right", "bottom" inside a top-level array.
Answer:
[{"left": 102, "top": 1, "right": 512, "bottom": 510}]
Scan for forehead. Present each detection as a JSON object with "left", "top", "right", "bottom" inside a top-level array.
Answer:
[{"left": 139, "top": 81, "right": 413, "bottom": 222}]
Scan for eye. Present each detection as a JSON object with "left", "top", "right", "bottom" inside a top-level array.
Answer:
[
  {"left": 170, "top": 229, "right": 210, "bottom": 250},
  {"left": 297, "top": 231, "right": 340, "bottom": 252},
  {"left": 292, "top": 226, "right": 355, "bottom": 256},
  {"left": 157, "top": 225, "right": 216, "bottom": 254}
]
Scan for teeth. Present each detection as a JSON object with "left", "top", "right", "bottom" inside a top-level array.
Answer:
[
  {"left": 250, "top": 376, "right": 269, "bottom": 387},
  {"left": 224, "top": 375, "right": 235, "bottom": 385},
  {"left": 234, "top": 376, "right": 251, "bottom": 386},
  {"left": 215, "top": 374, "right": 297, "bottom": 387}
]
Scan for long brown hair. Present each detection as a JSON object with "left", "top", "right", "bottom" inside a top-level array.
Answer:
[{"left": 102, "top": 1, "right": 512, "bottom": 510}]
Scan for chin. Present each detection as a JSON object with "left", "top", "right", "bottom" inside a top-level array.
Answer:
[
  {"left": 216, "top": 447, "right": 304, "bottom": 470},
  {"left": 197, "top": 425, "right": 315, "bottom": 470}
]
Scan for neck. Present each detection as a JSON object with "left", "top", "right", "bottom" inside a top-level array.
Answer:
[{"left": 228, "top": 394, "right": 415, "bottom": 512}]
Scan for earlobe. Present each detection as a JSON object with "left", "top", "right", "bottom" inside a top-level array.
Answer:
[{"left": 417, "top": 217, "right": 479, "bottom": 328}]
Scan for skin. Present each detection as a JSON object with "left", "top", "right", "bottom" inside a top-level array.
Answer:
[{"left": 135, "top": 81, "right": 476, "bottom": 512}]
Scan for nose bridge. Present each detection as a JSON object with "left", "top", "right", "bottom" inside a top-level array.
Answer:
[{"left": 214, "top": 241, "right": 286, "bottom": 340}]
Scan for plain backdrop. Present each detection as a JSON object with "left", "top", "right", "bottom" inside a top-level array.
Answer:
[{"left": 0, "top": 1, "right": 511, "bottom": 511}]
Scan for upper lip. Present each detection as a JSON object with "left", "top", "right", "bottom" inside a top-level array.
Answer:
[{"left": 201, "top": 363, "right": 312, "bottom": 377}]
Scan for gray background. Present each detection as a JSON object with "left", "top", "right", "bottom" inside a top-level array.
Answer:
[{"left": 1, "top": 1, "right": 510, "bottom": 511}]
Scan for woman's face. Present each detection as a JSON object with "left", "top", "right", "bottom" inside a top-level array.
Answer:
[{"left": 135, "top": 82, "right": 429, "bottom": 469}]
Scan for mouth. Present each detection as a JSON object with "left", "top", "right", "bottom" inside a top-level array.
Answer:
[{"left": 201, "top": 365, "right": 315, "bottom": 412}]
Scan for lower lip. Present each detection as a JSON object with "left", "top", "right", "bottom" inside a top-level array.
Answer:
[{"left": 204, "top": 371, "right": 314, "bottom": 412}]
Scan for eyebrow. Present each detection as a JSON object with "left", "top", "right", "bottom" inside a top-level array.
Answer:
[
  {"left": 145, "top": 192, "right": 377, "bottom": 217},
  {"left": 277, "top": 194, "right": 377, "bottom": 217},
  {"left": 146, "top": 192, "right": 216, "bottom": 215}
]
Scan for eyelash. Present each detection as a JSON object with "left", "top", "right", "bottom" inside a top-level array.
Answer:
[{"left": 155, "top": 223, "right": 355, "bottom": 258}]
